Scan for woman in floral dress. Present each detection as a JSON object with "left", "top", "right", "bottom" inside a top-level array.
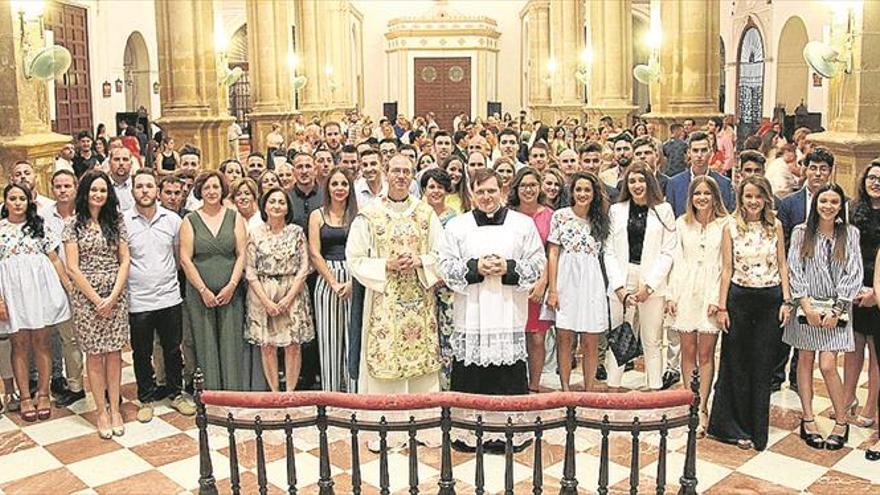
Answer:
[
  {"left": 63, "top": 171, "right": 130, "bottom": 439},
  {"left": 246, "top": 188, "right": 314, "bottom": 391}
]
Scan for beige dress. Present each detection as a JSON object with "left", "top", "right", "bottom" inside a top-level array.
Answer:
[{"left": 245, "top": 223, "right": 314, "bottom": 347}]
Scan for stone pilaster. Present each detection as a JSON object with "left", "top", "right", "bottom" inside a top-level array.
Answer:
[
  {"left": 0, "top": 0, "right": 72, "bottom": 193},
  {"left": 295, "top": 0, "right": 356, "bottom": 121},
  {"left": 643, "top": 0, "right": 721, "bottom": 139},
  {"left": 154, "top": 0, "right": 232, "bottom": 168},
  {"left": 523, "top": 0, "right": 584, "bottom": 122},
  {"left": 247, "top": 0, "right": 296, "bottom": 154},
  {"left": 808, "top": 2, "right": 880, "bottom": 194},
  {"left": 584, "top": 0, "right": 637, "bottom": 126}
]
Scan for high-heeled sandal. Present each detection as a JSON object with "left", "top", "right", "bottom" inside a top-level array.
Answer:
[
  {"left": 825, "top": 422, "right": 849, "bottom": 451},
  {"left": 19, "top": 398, "right": 37, "bottom": 423},
  {"left": 853, "top": 415, "right": 875, "bottom": 428},
  {"left": 831, "top": 397, "right": 859, "bottom": 420},
  {"left": 799, "top": 418, "right": 825, "bottom": 449},
  {"left": 96, "top": 413, "right": 113, "bottom": 440},
  {"left": 35, "top": 394, "right": 51, "bottom": 421},
  {"left": 697, "top": 409, "right": 709, "bottom": 438},
  {"left": 111, "top": 412, "right": 125, "bottom": 437},
  {"left": 736, "top": 439, "right": 754, "bottom": 450}
]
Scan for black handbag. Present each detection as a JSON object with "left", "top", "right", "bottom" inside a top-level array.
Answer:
[{"left": 598, "top": 247, "right": 643, "bottom": 365}]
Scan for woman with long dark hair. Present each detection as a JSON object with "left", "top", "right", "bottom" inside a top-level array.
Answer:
[
  {"left": 785, "top": 183, "right": 862, "bottom": 450},
  {"left": 308, "top": 167, "right": 358, "bottom": 392},
  {"left": 710, "top": 176, "right": 791, "bottom": 451},
  {"left": 667, "top": 176, "right": 728, "bottom": 435},
  {"left": 63, "top": 171, "right": 131, "bottom": 438},
  {"left": 845, "top": 161, "right": 880, "bottom": 436},
  {"left": 606, "top": 163, "right": 676, "bottom": 390},
  {"left": 508, "top": 167, "right": 552, "bottom": 392},
  {"left": 546, "top": 172, "right": 611, "bottom": 391},
  {"left": 0, "top": 184, "right": 71, "bottom": 422}
]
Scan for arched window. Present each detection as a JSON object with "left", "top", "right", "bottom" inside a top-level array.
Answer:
[{"left": 736, "top": 23, "right": 765, "bottom": 143}]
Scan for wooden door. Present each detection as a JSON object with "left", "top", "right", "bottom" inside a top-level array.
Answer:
[
  {"left": 45, "top": 2, "right": 94, "bottom": 136},
  {"left": 414, "top": 57, "right": 471, "bottom": 130}
]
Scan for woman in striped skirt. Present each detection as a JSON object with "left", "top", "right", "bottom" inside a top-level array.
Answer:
[
  {"left": 308, "top": 167, "right": 358, "bottom": 392},
  {"left": 785, "top": 183, "right": 863, "bottom": 450}
]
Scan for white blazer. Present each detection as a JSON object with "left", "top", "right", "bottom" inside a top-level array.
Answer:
[{"left": 606, "top": 200, "right": 677, "bottom": 296}]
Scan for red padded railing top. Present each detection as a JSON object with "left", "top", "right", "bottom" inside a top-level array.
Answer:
[{"left": 198, "top": 389, "right": 694, "bottom": 412}]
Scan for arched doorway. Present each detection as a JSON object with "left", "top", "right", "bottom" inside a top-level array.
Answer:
[
  {"left": 776, "top": 16, "right": 809, "bottom": 113},
  {"left": 228, "top": 24, "right": 252, "bottom": 130},
  {"left": 123, "top": 32, "right": 151, "bottom": 114},
  {"left": 736, "top": 22, "right": 765, "bottom": 143}
]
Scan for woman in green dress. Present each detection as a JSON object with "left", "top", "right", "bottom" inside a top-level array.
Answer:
[{"left": 180, "top": 171, "right": 247, "bottom": 390}]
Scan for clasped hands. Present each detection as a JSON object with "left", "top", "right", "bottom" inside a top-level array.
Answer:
[
  {"left": 386, "top": 252, "right": 422, "bottom": 273},
  {"left": 477, "top": 254, "right": 508, "bottom": 278}
]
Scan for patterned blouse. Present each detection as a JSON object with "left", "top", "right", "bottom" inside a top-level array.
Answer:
[
  {"left": 729, "top": 220, "right": 781, "bottom": 288},
  {"left": 0, "top": 220, "right": 55, "bottom": 260}
]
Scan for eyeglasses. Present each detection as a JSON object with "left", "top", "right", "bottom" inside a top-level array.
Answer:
[{"left": 866, "top": 175, "right": 880, "bottom": 183}]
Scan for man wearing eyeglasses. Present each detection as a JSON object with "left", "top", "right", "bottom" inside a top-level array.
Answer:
[{"left": 346, "top": 153, "right": 445, "bottom": 402}]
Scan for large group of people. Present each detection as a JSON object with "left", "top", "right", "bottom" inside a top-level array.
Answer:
[{"left": 0, "top": 111, "right": 877, "bottom": 462}]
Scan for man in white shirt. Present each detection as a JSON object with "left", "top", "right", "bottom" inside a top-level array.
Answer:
[
  {"left": 227, "top": 119, "right": 243, "bottom": 159},
  {"left": 599, "top": 133, "right": 634, "bottom": 188},
  {"left": 124, "top": 170, "right": 194, "bottom": 422},
  {"left": 108, "top": 147, "right": 135, "bottom": 211},
  {"left": 498, "top": 128, "right": 527, "bottom": 170},
  {"left": 55, "top": 143, "right": 76, "bottom": 173},
  {"left": 39, "top": 170, "right": 84, "bottom": 406},
  {"left": 180, "top": 146, "right": 203, "bottom": 211},
  {"left": 354, "top": 149, "right": 386, "bottom": 208},
  {"left": 10, "top": 161, "right": 55, "bottom": 210}
]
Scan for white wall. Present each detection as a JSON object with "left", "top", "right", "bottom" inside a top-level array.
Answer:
[
  {"left": 352, "top": 0, "right": 526, "bottom": 120},
  {"left": 85, "top": 0, "right": 161, "bottom": 132}
]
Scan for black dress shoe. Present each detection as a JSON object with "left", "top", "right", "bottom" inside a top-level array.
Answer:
[
  {"left": 54, "top": 389, "right": 85, "bottom": 407},
  {"left": 50, "top": 377, "right": 69, "bottom": 396},
  {"left": 799, "top": 419, "right": 825, "bottom": 449},
  {"left": 661, "top": 370, "right": 680, "bottom": 390},
  {"left": 866, "top": 448, "right": 880, "bottom": 461},
  {"left": 595, "top": 365, "right": 607, "bottom": 381},
  {"left": 624, "top": 361, "right": 635, "bottom": 372},
  {"left": 770, "top": 382, "right": 782, "bottom": 392}
]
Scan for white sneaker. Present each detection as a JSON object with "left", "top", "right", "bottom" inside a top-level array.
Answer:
[
  {"left": 136, "top": 403, "right": 154, "bottom": 423},
  {"left": 170, "top": 394, "right": 196, "bottom": 416}
]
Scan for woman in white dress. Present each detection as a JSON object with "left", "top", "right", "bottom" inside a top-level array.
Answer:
[
  {"left": 0, "top": 184, "right": 72, "bottom": 421},
  {"left": 666, "top": 176, "right": 728, "bottom": 434},
  {"left": 546, "top": 172, "right": 612, "bottom": 391}
]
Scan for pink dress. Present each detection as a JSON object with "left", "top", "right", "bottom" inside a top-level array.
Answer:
[{"left": 523, "top": 207, "right": 552, "bottom": 333}]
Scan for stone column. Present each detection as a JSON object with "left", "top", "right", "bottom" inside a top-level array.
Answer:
[
  {"left": 808, "top": 2, "right": 880, "bottom": 194},
  {"left": 523, "top": 0, "right": 583, "bottom": 122},
  {"left": 584, "top": 0, "right": 637, "bottom": 126},
  {"left": 0, "top": 0, "right": 71, "bottom": 193},
  {"left": 643, "top": 0, "right": 721, "bottom": 139},
  {"left": 295, "top": 0, "right": 356, "bottom": 121},
  {"left": 154, "top": 0, "right": 232, "bottom": 168},
  {"left": 247, "top": 0, "right": 295, "bottom": 154}
]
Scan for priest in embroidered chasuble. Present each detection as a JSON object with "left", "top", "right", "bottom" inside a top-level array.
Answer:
[
  {"left": 346, "top": 154, "right": 445, "bottom": 394},
  {"left": 439, "top": 168, "right": 546, "bottom": 396}
]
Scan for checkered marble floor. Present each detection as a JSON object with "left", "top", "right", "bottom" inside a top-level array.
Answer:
[{"left": 0, "top": 352, "right": 878, "bottom": 494}]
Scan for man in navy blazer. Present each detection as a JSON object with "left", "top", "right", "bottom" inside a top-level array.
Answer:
[
  {"left": 772, "top": 147, "right": 838, "bottom": 392},
  {"left": 665, "top": 131, "right": 736, "bottom": 218}
]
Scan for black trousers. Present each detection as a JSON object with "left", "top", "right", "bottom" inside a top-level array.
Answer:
[
  {"left": 129, "top": 304, "right": 183, "bottom": 402},
  {"left": 708, "top": 284, "right": 781, "bottom": 451}
]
